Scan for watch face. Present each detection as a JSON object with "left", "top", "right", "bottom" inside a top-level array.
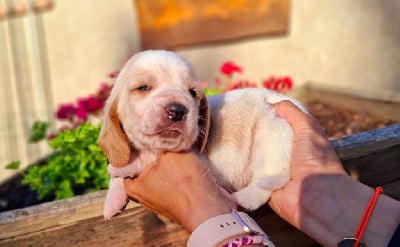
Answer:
[{"left": 337, "top": 238, "right": 366, "bottom": 247}]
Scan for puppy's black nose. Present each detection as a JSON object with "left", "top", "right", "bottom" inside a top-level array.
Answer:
[{"left": 166, "top": 103, "right": 188, "bottom": 122}]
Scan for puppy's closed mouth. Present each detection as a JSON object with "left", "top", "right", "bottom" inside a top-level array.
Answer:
[{"left": 159, "top": 130, "right": 181, "bottom": 138}]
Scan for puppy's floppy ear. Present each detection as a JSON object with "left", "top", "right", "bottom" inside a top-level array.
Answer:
[
  {"left": 196, "top": 90, "right": 210, "bottom": 152},
  {"left": 98, "top": 98, "right": 131, "bottom": 167}
]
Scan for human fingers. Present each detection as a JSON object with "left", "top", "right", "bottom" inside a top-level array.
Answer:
[
  {"left": 273, "top": 100, "right": 325, "bottom": 136},
  {"left": 124, "top": 152, "right": 236, "bottom": 231},
  {"left": 123, "top": 152, "right": 205, "bottom": 227},
  {"left": 124, "top": 152, "right": 206, "bottom": 208}
]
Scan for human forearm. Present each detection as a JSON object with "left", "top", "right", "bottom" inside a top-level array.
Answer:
[{"left": 298, "top": 173, "right": 400, "bottom": 247}]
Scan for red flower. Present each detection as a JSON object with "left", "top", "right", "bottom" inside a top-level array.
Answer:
[
  {"left": 56, "top": 104, "right": 76, "bottom": 120},
  {"left": 220, "top": 61, "right": 242, "bottom": 76},
  {"left": 263, "top": 76, "right": 293, "bottom": 92},
  {"left": 224, "top": 80, "right": 258, "bottom": 91}
]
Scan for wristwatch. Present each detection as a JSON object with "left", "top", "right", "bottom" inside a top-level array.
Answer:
[
  {"left": 337, "top": 237, "right": 366, "bottom": 247},
  {"left": 187, "top": 210, "right": 269, "bottom": 247}
]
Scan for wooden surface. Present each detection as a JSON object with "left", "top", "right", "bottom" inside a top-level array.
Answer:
[
  {"left": 332, "top": 124, "right": 400, "bottom": 200},
  {"left": 1, "top": 125, "right": 399, "bottom": 246},
  {"left": 135, "top": 0, "right": 289, "bottom": 49}
]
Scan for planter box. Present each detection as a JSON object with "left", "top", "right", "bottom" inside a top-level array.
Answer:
[{"left": 1, "top": 89, "right": 399, "bottom": 246}]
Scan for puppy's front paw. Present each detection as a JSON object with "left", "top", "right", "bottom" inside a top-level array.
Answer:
[
  {"left": 107, "top": 163, "right": 138, "bottom": 178},
  {"left": 231, "top": 186, "right": 272, "bottom": 211},
  {"left": 104, "top": 177, "right": 129, "bottom": 220}
]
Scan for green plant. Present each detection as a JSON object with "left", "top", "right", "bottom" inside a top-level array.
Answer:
[
  {"left": 29, "top": 120, "right": 49, "bottom": 143},
  {"left": 4, "top": 78, "right": 114, "bottom": 201},
  {"left": 22, "top": 123, "right": 109, "bottom": 200},
  {"left": 5, "top": 160, "right": 20, "bottom": 170}
]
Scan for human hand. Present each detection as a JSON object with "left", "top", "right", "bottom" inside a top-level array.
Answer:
[
  {"left": 268, "top": 101, "right": 347, "bottom": 228},
  {"left": 269, "top": 101, "right": 400, "bottom": 247},
  {"left": 123, "top": 152, "right": 236, "bottom": 232}
]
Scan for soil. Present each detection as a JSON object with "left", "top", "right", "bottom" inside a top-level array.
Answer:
[
  {"left": 306, "top": 99, "right": 395, "bottom": 139},
  {"left": 0, "top": 100, "right": 396, "bottom": 213}
]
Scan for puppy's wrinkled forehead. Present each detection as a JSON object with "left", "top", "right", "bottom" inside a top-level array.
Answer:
[{"left": 120, "top": 50, "right": 196, "bottom": 89}]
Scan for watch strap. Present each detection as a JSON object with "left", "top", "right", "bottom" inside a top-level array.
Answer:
[{"left": 187, "top": 210, "right": 267, "bottom": 247}]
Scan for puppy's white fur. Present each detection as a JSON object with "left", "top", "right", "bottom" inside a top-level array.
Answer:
[{"left": 99, "top": 50, "right": 306, "bottom": 219}]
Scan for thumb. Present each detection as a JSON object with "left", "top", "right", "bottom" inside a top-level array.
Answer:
[{"left": 273, "top": 100, "right": 324, "bottom": 134}]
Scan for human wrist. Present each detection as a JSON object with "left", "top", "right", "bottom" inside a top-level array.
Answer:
[
  {"left": 299, "top": 174, "right": 364, "bottom": 245},
  {"left": 299, "top": 174, "right": 400, "bottom": 246},
  {"left": 183, "top": 198, "right": 234, "bottom": 233},
  {"left": 179, "top": 179, "right": 237, "bottom": 232},
  {"left": 188, "top": 210, "right": 274, "bottom": 247}
]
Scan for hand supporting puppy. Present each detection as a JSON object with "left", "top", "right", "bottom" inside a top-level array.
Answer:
[
  {"left": 269, "top": 101, "right": 400, "bottom": 246},
  {"left": 124, "top": 101, "right": 400, "bottom": 247},
  {"left": 123, "top": 152, "right": 237, "bottom": 232}
]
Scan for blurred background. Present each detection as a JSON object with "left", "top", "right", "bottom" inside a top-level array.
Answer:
[{"left": 1, "top": 0, "right": 399, "bottom": 182}]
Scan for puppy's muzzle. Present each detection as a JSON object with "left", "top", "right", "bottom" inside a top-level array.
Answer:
[{"left": 166, "top": 103, "right": 188, "bottom": 122}]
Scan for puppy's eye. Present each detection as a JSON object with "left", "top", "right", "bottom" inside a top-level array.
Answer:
[
  {"left": 189, "top": 88, "right": 197, "bottom": 98},
  {"left": 136, "top": 85, "right": 151, "bottom": 91}
]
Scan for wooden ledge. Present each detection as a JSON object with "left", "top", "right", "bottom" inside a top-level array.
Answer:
[{"left": 332, "top": 124, "right": 400, "bottom": 159}]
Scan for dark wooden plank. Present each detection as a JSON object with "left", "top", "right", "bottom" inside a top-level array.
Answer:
[
  {"left": 341, "top": 145, "right": 400, "bottom": 200},
  {"left": 250, "top": 206, "right": 321, "bottom": 247},
  {"left": 332, "top": 124, "right": 400, "bottom": 159},
  {"left": 332, "top": 124, "right": 400, "bottom": 200}
]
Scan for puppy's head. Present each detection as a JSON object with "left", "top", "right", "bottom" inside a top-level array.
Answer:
[{"left": 98, "top": 50, "right": 210, "bottom": 167}]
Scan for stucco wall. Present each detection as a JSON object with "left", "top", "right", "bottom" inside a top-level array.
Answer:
[
  {"left": 45, "top": 1, "right": 400, "bottom": 107},
  {"left": 0, "top": 0, "right": 139, "bottom": 182},
  {"left": 44, "top": 0, "right": 139, "bottom": 107},
  {"left": 177, "top": 1, "right": 400, "bottom": 102}
]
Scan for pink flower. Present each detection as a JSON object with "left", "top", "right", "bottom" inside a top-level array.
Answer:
[
  {"left": 74, "top": 105, "right": 88, "bottom": 120},
  {"left": 220, "top": 61, "right": 242, "bottom": 76},
  {"left": 56, "top": 104, "right": 76, "bottom": 120},
  {"left": 47, "top": 133, "right": 56, "bottom": 140},
  {"left": 108, "top": 71, "right": 119, "bottom": 78},
  {"left": 97, "top": 82, "right": 112, "bottom": 100},
  {"left": 77, "top": 95, "right": 104, "bottom": 113}
]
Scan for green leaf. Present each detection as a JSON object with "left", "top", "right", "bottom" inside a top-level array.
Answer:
[
  {"left": 204, "top": 88, "right": 221, "bottom": 96},
  {"left": 29, "top": 120, "right": 49, "bottom": 143},
  {"left": 5, "top": 160, "right": 21, "bottom": 170},
  {"left": 22, "top": 122, "right": 109, "bottom": 200},
  {"left": 56, "top": 180, "right": 74, "bottom": 199}
]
